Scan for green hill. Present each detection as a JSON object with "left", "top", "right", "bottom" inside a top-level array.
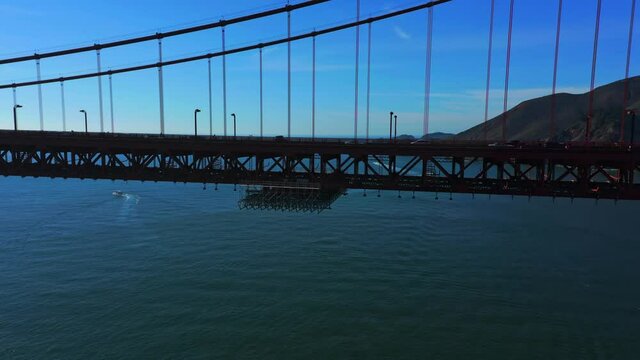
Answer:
[{"left": 455, "top": 76, "right": 640, "bottom": 142}]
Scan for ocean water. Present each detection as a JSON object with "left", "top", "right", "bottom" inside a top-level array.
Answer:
[{"left": 0, "top": 177, "right": 639, "bottom": 359}]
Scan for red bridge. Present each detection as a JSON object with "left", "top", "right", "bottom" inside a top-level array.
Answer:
[
  {"left": 1, "top": 130, "right": 638, "bottom": 200},
  {"left": 1, "top": 0, "right": 639, "bottom": 204}
]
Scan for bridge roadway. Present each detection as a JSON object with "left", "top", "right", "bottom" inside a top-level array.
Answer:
[{"left": 1, "top": 130, "right": 639, "bottom": 200}]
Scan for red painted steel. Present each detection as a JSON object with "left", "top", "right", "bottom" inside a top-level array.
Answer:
[
  {"left": 502, "top": 0, "right": 515, "bottom": 142},
  {"left": 587, "top": 0, "right": 602, "bottom": 143}
]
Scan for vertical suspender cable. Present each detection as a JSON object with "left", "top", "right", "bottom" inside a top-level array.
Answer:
[
  {"left": 222, "top": 27, "right": 228, "bottom": 136},
  {"left": 36, "top": 59, "right": 44, "bottom": 131},
  {"left": 208, "top": 58, "right": 213, "bottom": 136},
  {"left": 109, "top": 74, "right": 114, "bottom": 132},
  {"left": 621, "top": 0, "right": 637, "bottom": 142},
  {"left": 502, "top": 0, "right": 515, "bottom": 142},
  {"left": 483, "top": 0, "right": 495, "bottom": 141},
  {"left": 365, "top": 23, "right": 372, "bottom": 142},
  {"left": 96, "top": 49, "right": 104, "bottom": 132},
  {"left": 12, "top": 86, "right": 17, "bottom": 130},
  {"left": 312, "top": 35, "right": 316, "bottom": 140},
  {"left": 587, "top": 0, "right": 602, "bottom": 143},
  {"left": 287, "top": 10, "right": 292, "bottom": 138},
  {"left": 424, "top": 7, "right": 434, "bottom": 137},
  {"left": 10, "top": 86, "right": 17, "bottom": 131},
  {"left": 12, "top": 86, "right": 17, "bottom": 131},
  {"left": 550, "top": 0, "right": 563, "bottom": 140},
  {"left": 158, "top": 37, "right": 165, "bottom": 135},
  {"left": 260, "top": 47, "right": 264, "bottom": 138},
  {"left": 354, "top": 0, "right": 360, "bottom": 142},
  {"left": 60, "top": 81, "right": 67, "bottom": 131}
]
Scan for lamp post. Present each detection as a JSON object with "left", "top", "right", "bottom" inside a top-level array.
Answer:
[
  {"left": 627, "top": 109, "right": 637, "bottom": 147},
  {"left": 231, "top": 113, "right": 237, "bottom": 139},
  {"left": 194, "top": 108, "right": 201, "bottom": 137},
  {"left": 13, "top": 104, "right": 22, "bottom": 131},
  {"left": 394, "top": 115, "right": 398, "bottom": 142},
  {"left": 80, "top": 110, "right": 88, "bottom": 133},
  {"left": 389, "top": 111, "right": 394, "bottom": 142}
]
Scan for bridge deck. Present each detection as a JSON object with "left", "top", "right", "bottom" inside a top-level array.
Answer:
[{"left": 1, "top": 130, "right": 639, "bottom": 200}]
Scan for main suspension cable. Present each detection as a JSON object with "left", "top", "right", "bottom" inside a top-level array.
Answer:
[
  {"left": 0, "top": 1, "right": 330, "bottom": 65},
  {"left": 0, "top": 1, "right": 451, "bottom": 91}
]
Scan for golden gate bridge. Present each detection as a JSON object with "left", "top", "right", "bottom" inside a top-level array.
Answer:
[{"left": 1, "top": 0, "right": 639, "bottom": 211}]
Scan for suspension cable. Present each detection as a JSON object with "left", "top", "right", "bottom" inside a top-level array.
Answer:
[
  {"left": 109, "top": 73, "right": 114, "bottom": 132},
  {"left": 550, "top": 0, "right": 563, "bottom": 140},
  {"left": 60, "top": 81, "right": 66, "bottom": 131},
  {"left": 12, "top": 87, "right": 18, "bottom": 131},
  {"left": 222, "top": 26, "right": 228, "bottom": 137},
  {"left": 502, "top": 0, "right": 515, "bottom": 142},
  {"left": 260, "top": 47, "right": 264, "bottom": 138},
  {"left": 483, "top": 0, "right": 495, "bottom": 142},
  {"left": 0, "top": 1, "right": 330, "bottom": 65},
  {"left": 587, "top": 0, "right": 602, "bottom": 143},
  {"left": 424, "top": 7, "right": 434, "bottom": 137},
  {"left": 312, "top": 35, "right": 316, "bottom": 140},
  {"left": 621, "top": 0, "right": 637, "bottom": 142},
  {"left": 36, "top": 59, "right": 44, "bottom": 131},
  {"left": 354, "top": 0, "right": 360, "bottom": 142},
  {"left": 97, "top": 50, "right": 104, "bottom": 132},
  {"left": 288, "top": 9, "right": 292, "bottom": 139},
  {"left": 0, "top": 0, "right": 452, "bottom": 90},
  {"left": 365, "top": 23, "right": 372, "bottom": 141},
  {"left": 158, "top": 38, "right": 165, "bottom": 135},
  {"left": 208, "top": 58, "right": 213, "bottom": 136}
]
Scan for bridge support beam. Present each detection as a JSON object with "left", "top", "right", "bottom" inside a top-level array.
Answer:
[{"left": 1, "top": 132, "right": 639, "bottom": 200}]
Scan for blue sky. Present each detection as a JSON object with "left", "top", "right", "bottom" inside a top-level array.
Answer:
[{"left": 0, "top": 0, "right": 637, "bottom": 136}]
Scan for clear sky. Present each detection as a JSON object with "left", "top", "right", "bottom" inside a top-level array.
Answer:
[{"left": 0, "top": 0, "right": 637, "bottom": 136}]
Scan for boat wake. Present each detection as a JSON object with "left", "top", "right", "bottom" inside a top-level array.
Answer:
[{"left": 112, "top": 190, "right": 140, "bottom": 204}]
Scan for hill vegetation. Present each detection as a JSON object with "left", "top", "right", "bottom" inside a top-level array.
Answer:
[{"left": 455, "top": 77, "right": 640, "bottom": 142}]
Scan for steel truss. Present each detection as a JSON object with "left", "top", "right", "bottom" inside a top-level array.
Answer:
[{"left": 0, "top": 131, "right": 639, "bottom": 200}]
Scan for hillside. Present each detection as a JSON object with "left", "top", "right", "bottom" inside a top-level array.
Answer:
[
  {"left": 421, "top": 132, "right": 455, "bottom": 140},
  {"left": 455, "top": 76, "right": 640, "bottom": 142}
]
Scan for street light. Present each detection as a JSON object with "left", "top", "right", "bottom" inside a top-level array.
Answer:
[
  {"left": 389, "top": 111, "right": 394, "bottom": 142},
  {"left": 194, "top": 109, "right": 201, "bottom": 137},
  {"left": 13, "top": 104, "right": 22, "bottom": 131},
  {"left": 231, "top": 113, "right": 237, "bottom": 139},
  {"left": 80, "top": 110, "right": 88, "bottom": 133},
  {"left": 394, "top": 115, "right": 398, "bottom": 142},
  {"left": 627, "top": 109, "right": 637, "bottom": 147}
]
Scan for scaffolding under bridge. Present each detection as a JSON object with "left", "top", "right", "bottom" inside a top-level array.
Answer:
[{"left": 238, "top": 182, "right": 343, "bottom": 213}]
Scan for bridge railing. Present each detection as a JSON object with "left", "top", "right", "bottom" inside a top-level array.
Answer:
[{"left": 0, "top": 129, "right": 634, "bottom": 150}]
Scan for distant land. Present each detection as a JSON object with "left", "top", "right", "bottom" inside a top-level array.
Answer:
[
  {"left": 420, "top": 132, "right": 455, "bottom": 140},
  {"left": 397, "top": 133, "right": 455, "bottom": 141},
  {"left": 453, "top": 76, "right": 640, "bottom": 142}
]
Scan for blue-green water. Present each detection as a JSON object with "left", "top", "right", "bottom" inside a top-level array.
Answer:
[{"left": 1, "top": 177, "right": 639, "bottom": 359}]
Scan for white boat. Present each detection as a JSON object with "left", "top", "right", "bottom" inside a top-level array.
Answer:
[{"left": 112, "top": 190, "right": 126, "bottom": 197}]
